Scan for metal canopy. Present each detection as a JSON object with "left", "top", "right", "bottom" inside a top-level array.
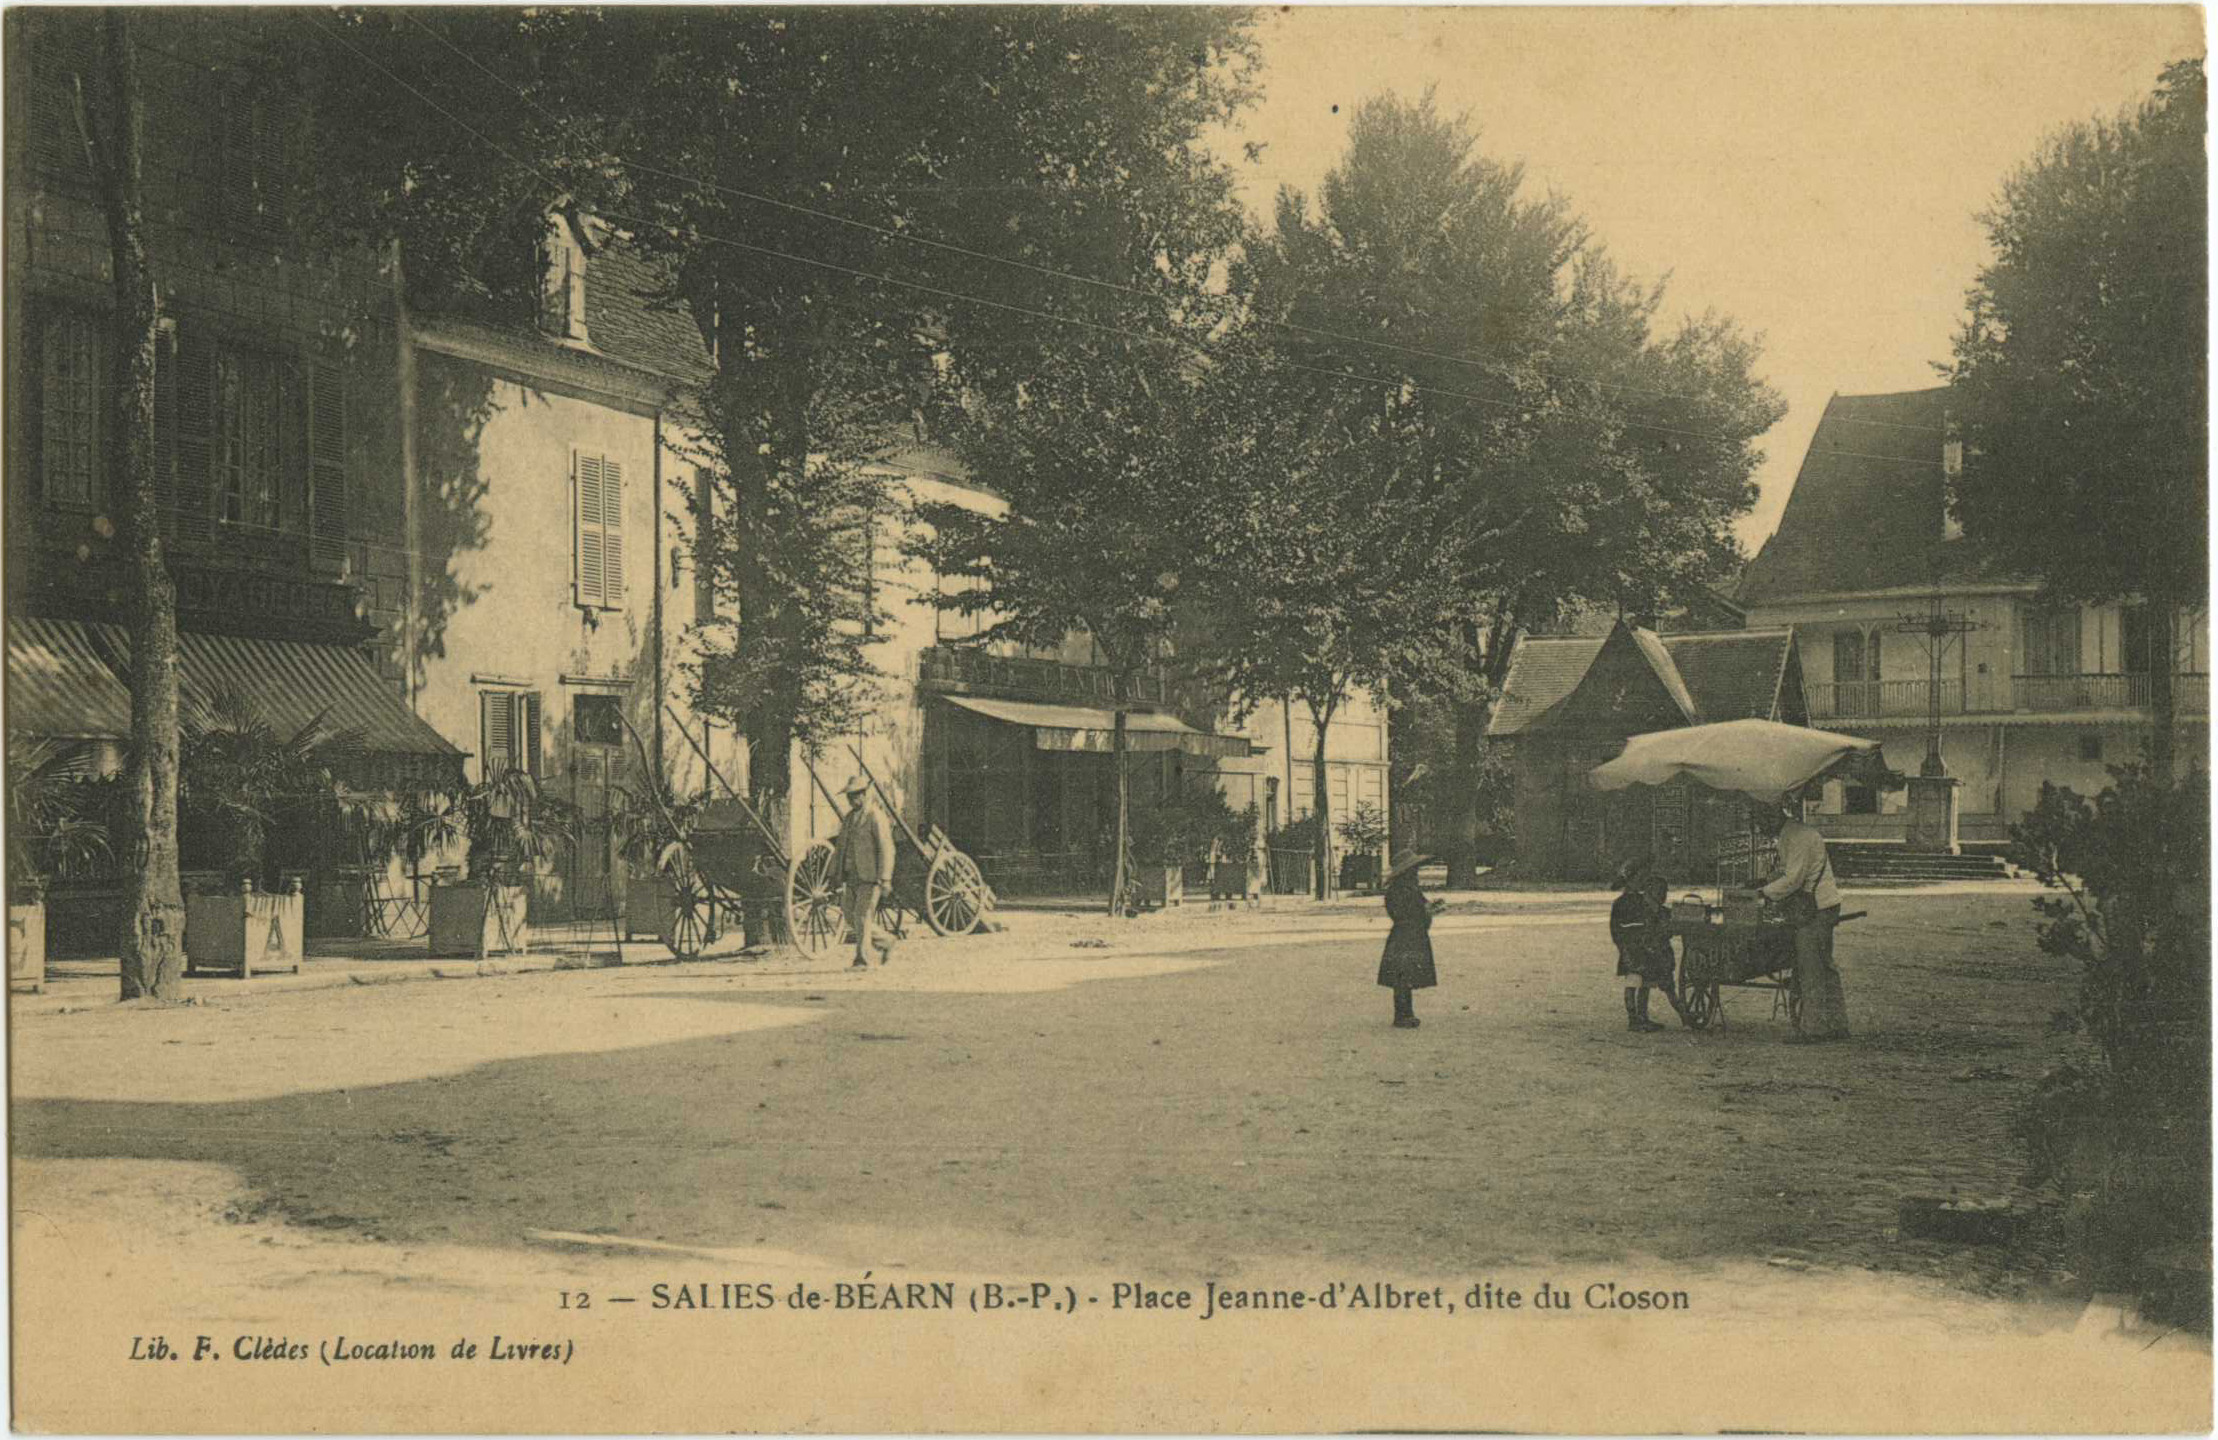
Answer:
[{"left": 941, "top": 694, "right": 1253, "bottom": 759}]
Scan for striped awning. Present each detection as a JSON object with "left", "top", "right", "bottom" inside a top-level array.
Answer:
[
  {"left": 941, "top": 694, "right": 1253, "bottom": 759},
  {"left": 21, "top": 621, "right": 463, "bottom": 762},
  {"left": 5, "top": 617, "right": 134, "bottom": 741},
  {"left": 171, "top": 632, "right": 461, "bottom": 759}
]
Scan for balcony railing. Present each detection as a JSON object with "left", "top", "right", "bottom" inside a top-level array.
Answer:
[
  {"left": 918, "top": 645, "right": 1169, "bottom": 705},
  {"left": 1806, "top": 679, "right": 1964, "bottom": 719},
  {"left": 2013, "top": 673, "right": 2208, "bottom": 714},
  {"left": 1808, "top": 674, "right": 2209, "bottom": 719}
]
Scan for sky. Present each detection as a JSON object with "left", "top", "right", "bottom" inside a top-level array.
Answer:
[{"left": 1210, "top": 5, "right": 2203, "bottom": 558}]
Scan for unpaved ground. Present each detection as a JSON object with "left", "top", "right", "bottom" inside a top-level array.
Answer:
[{"left": 10, "top": 888, "right": 2209, "bottom": 1433}]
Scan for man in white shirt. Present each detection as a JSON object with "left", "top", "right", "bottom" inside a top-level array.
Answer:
[{"left": 1758, "top": 800, "right": 1850, "bottom": 1041}]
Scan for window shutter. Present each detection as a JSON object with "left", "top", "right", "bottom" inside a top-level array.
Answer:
[
  {"left": 481, "top": 691, "right": 514, "bottom": 775},
  {"left": 599, "top": 458, "right": 624, "bottom": 606},
  {"left": 169, "top": 321, "right": 213, "bottom": 544},
  {"left": 521, "top": 692, "right": 543, "bottom": 778},
  {"left": 307, "top": 359, "right": 346, "bottom": 573},
  {"left": 575, "top": 452, "right": 606, "bottom": 607}
]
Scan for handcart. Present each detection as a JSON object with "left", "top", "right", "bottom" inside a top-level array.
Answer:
[
  {"left": 1587, "top": 718, "right": 1895, "bottom": 1031},
  {"left": 783, "top": 746, "right": 996, "bottom": 958}
]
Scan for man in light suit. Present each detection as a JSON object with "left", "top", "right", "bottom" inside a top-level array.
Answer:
[{"left": 835, "top": 775, "right": 897, "bottom": 969}]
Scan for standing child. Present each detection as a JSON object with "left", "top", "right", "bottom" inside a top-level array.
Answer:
[
  {"left": 1610, "top": 862, "right": 1685, "bottom": 1032},
  {"left": 1378, "top": 853, "right": 1442, "bottom": 1029}
]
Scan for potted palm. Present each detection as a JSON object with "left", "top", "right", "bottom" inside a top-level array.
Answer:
[
  {"left": 7, "top": 738, "right": 111, "bottom": 992},
  {"left": 1336, "top": 803, "right": 1390, "bottom": 892},
  {"left": 418, "top": 768, "right": 576, "bottom": 958},
  {"left": 179, "top": 688, "right": 361, "bottom": 977},
  {"left": 1128, "top": 786, "right": 1250, "bottom": 910}
]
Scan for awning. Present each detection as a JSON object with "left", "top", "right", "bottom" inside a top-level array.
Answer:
[
  {"left": 173, "top": 632, "right": 462, "bottom": 759},
  {"left": 5, "top": 617, "right": 134, "bottom": 741},
  {"left": 72, "top": 625, "right": 463, "bottom": 763},
  {"left": 942, "top": 694, "right": 1253, "bottom": 759}
]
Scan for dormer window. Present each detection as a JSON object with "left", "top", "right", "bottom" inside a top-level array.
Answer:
[{"left": 538, "top": 212, "right": 591, "bottom": 345}]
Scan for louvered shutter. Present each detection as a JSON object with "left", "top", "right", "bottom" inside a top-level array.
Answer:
[
  {"left": 575, "top": 452, "right": 606, "bottom": 607},
  {"left": 520, "top": 692, "right": 543, "bottom": 778},
  {"left": 307, "top": 360, "right": 346, "bottom": 573},
  {"left": 169, "top": 322, "right": 213, "bottom": 543},
  {"left": 481, "top": 691, "right": 516, "bottom": 776},
  {"left": 599, "top": 458, "right": 624, "bottom": 606}
]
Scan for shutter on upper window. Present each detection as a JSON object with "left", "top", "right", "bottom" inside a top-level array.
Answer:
[
  {"left": 307, "top": 360, "right": 346, "bottom": 573},
  {"left": 575, "top": 452, "right": 605, "bottom": 607},
  {"left": 169, "top": 322, "right": 213, "bottom": 543},
  {"left": 600, "top": 458, "right": 624, "bottom": 606},
  {"left": 574, "top": 452, "right": 623, "bottom": 608}
]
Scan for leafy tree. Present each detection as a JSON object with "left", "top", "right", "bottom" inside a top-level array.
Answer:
[
  {"left": 1225, "top": 92, "right": 1778, "bottom": 887},
  {"left": 1948, "top": 60, "right": 2207, "bottom": 782},
  {"left": 911, "top": 341, "right": 1243, "bottom": 912}
]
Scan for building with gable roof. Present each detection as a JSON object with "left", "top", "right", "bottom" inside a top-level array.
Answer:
[
  {"left": 1487, "top": 620, "right": 1809, "bottom": 881},
  {"left": 1738, "top": 387, "right": 2208, "bottom": 849}
]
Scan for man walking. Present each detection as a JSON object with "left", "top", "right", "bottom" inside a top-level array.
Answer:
[{"left": 836, "top": 774, "right": 896, "bottom": 969}]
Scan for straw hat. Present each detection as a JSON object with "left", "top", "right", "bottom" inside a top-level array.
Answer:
[
  {"left": 843, "top": 775, "right": 871, "bottom": 798},
  {"left": 1384, "top": 852, "right": 1433, "bottom": 883}
]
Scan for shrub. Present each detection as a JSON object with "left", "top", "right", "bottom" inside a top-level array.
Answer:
[{"left": 2010, "top": 763, "right": 2211, "bottom": 1297}]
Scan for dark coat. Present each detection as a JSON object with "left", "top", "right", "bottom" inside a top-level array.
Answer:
[
  {"left": 1610, "top": 889, "right": 1675, "bottom": 983},
  {"left": 1377, "top": 872, "right": 1438, "bottom": 990}
]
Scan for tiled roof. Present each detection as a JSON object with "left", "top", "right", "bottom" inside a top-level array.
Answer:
[
  {"left": 585, "top": 245, "right": 710, "bottom": 384},
  {"left": 1486, "top": 636, "right": 1606, "bottom": 736},
  {"left": 1663, "top": 630, "right": 1794, "bottom": 723},
  {"left": 1740, "top": 387, "right": 2005, "bottom": 604},
  {"left": 1488, "top": 625, "right": 1800, "bottom": 737}
]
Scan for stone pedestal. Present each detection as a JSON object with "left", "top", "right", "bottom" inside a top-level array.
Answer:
[{"left": 1905, "top": 774, "right": 1962, "bottom": 855}]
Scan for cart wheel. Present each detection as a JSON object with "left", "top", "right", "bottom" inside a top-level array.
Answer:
[
  {"left": 876, "top": 899, "right": 908, "bottom": 941},
  {"left": 924, "top": 851, "right": 990, "bottom": 936},
  {"left": 786, "top": 839, "right": 847, "bottom": 958},
  {"left": 667, "top": 870, "right": 714, "bottom": 960},
  {"left": 1682, "top": 981, "right": 1720, "bottom": 1031}
]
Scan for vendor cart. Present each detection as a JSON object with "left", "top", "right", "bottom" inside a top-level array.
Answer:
[
  {"left": 784, "top": 747, "right": 995, "bottom": 958},
  {"left": 1589, "top": 719, "right": 1893, "bottom": 1031}
]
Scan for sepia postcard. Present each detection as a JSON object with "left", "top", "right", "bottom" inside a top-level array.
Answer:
[{"left": 5, "top": 3, "right": 2211, "bottom": 1433}]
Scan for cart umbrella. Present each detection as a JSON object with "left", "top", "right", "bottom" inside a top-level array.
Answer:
[{"left": 1587, "top": 718, "right": 1890, "bottom": 803}]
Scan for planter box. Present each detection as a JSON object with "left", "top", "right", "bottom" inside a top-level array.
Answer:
[
  {"left": 10, "top": 903, "right": 46, "bottom": 993},
  {"left": 426, "top": 882, "right": 530, "bottom": 958},
  {"left": 624, "top": 874, "right": 675, "bottom": 941},
  {"left": 185, "top": 882, "right": 305, "bottom": 978},
  {"left": 1266, "top": 849, "right": 1315, "bottom": 896},
  {"left": 1208, "top": 861, "right": 1260, "bottom": 900},
  {"left": 1137, "top": 865, "right": 1184, "bottom": 909},
  {"left": 1339, "top": 853, "right": 1382, "bottom": 893}
]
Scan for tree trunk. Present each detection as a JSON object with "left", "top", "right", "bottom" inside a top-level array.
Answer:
[
  {"left": 1309, "top": 695, "right": 1338, "bottom": 901},
  {"left": 2147, "top": 606, "right": 2176, "bottom": 786},
  {"left": 83, "top": 17, "right": 185, "bottom": 1001},
  {"left": 742, "top": 718, "right": 791, "bottom": 947},
  {"left": 1110, "top": 698, "right": 1131, "bottom": 917}
]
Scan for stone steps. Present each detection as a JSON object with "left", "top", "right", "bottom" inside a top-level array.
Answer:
[{"left": 1830, "top": 846, "right": 2015, "bottom": 882}]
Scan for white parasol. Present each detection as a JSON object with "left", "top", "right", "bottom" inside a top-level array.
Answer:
[{"left": 1587, "top": 718, "right": 1893, "bottom": 804}]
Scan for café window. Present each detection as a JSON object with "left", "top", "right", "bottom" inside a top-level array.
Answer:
[
  {"left": 2020, "top": 605, "right": 2082, "bottom": 677},
  {"left": 215, "top": 346, "right": 291, "bottom": 530},
  {"left": 38, "top": 308, "right": 102, "bottom": 508}
]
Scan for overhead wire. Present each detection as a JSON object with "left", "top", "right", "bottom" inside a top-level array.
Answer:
[
  {"left": 394, "top": 8, "right": 1916, "bottom": 431},
  {"left": 309, "top": 10, "right": 1900, "bottom": 464}
]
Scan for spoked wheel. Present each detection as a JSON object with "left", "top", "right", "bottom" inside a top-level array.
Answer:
[
  {"left": 785, "top": 839, "right": 847, "bottom": 958},
  {"left": 924, "top": 850, "right": 990, "bottom": 936},
  {"left": 875, "top": 899, "right": 909, "bottom": 943},
  {"left": 666, "top": 869, "right": 715, "bottom": 960},
  {"left": 1682, "top": 981, "right": 1721, "bottom": 1031}
]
